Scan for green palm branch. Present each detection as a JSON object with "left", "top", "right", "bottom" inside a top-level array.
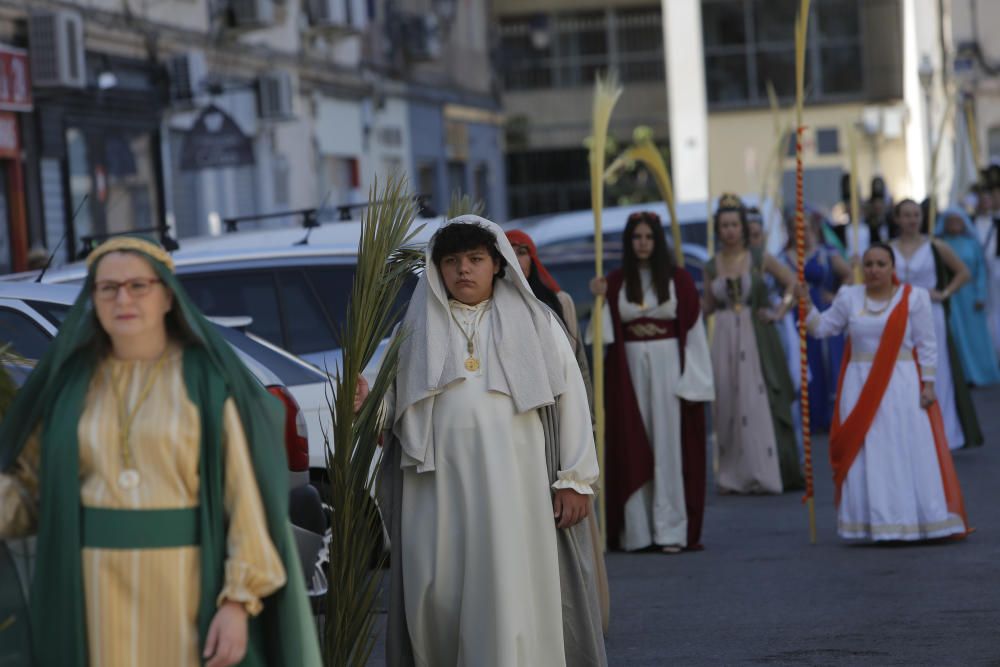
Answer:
[
  {"left": 447, "top": 191, "right": 485, "bottom": 219},
  {"left": 323, "top": 175, "right": 425, "bottom": 666},
  {"left": 0, "top": 345, "right": 20, "bottom": 419}
]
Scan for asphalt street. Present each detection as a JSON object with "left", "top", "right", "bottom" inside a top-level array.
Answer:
[
  {"left": 370, "top": 385, "right": 1000, "bottom": 666},
  {"left": 605, "top": 385, "right": 1000, "bottom": 666}
]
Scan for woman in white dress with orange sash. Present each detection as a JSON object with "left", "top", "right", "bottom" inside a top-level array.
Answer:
[{"left": 806, "top": 243, "right": 969, "bottom": 542}]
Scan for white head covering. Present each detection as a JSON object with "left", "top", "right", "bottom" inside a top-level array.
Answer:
[{"left": 391, "top": 214, "right": 567, "bottom": 471}]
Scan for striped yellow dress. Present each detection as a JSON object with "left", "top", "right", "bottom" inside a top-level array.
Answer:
[{"left": 0, "top": 346, "right": 286, "bottom": 666}]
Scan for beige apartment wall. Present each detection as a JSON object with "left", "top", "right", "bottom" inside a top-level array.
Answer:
[
  {"left": 504, "top": 82, "right": 669, "bottom": 150},
  {"left": 707, "top": 104, "right": 915, "bottom": 205},
  {"left": 48, "top": 0, "right": 211, "bottom": 34},
  {"left": 238, "top": 0, "right": 303, "bottom": 54},
  {"left": 952, "top": 0, "right": 1000, "bottom": 162},
  {"left": 403, "top": 0, "right": 493, "bottom": 95}
]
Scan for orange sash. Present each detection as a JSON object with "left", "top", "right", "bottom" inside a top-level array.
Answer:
[{"left": 828, "top": 285, "right": 967, "bottom": 530}]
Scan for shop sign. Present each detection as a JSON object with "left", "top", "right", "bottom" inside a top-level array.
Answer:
[
  {"left": 180, "top": 105, "right": 255, "bottom": 171},
  {"left": 0, "top": 46, "right": 31, "bottom": 112},
  {"left": 0, "top": 112, "right": 19, "bottom": 159}
]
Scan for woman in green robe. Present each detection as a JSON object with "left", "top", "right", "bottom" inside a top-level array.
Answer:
[
  {"left": 704, "top": 194, "right": 804, "bottom": 493},
  {"left": 0, "top": 236, "right": 321, "bottom": 666}
]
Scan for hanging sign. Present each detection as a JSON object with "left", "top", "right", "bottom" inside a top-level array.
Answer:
[{"left": 179, "top": 105, "right": 255, "bottom": 171}]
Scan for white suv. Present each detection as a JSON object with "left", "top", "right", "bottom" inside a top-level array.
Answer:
[{"left": 18, "top": 217, "right": 443, "bottom": 478}]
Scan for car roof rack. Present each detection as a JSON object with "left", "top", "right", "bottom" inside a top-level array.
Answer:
[
  {"left": 221, "top": 193, "right": 437, "bottom": 233},
  {"left": 78, "top": 226, "right": 179, "bottom": 258}
]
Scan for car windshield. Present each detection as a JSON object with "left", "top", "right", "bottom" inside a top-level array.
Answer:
[
  {"left": 213, "top": 326, "right": 326, "bottom": 387},
  {"left": 27, "top": 300, "right": 71, "bottom": 326},
  {"left": 180, "top": 265, "right": 416, "bottom": 357},
  {"left": 27, "top": 298, "right": 326, "bottom": 387}
]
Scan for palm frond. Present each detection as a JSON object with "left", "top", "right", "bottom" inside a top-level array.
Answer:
[
  {"left": 323, "top": 174, "right": 423, "bottom": 666},
  {"left": 0, "top": 344, "right": 22, "bottom": 419},
  {"left": 446, "top": 191, "right": 486, "bottom": 219}
]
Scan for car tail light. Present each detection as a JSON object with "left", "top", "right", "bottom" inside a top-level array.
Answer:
[{"left": 267, "top": 385, "right": 309, "bottom": 472}]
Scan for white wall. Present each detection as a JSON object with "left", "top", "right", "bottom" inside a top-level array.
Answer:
[{"left": 662, "top": 0, "right": 708, "bottom": 204}]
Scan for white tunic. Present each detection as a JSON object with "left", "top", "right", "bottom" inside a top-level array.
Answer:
[
  {"left": 892, "top": 241, "right": 964, "bottom": 449},
  {"left": 398, "top": 299, "right": 598, "bottom": 667},
  {"left": 808, "top": 285, "right": 966, "bottom": 541},
  {"left": 588, "top": 273, "right": 714, "bottom": 550}
]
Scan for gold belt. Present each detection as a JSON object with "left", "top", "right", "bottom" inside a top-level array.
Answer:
[{"left": 850, "top": 349, "right": 913, "bottom": 363}]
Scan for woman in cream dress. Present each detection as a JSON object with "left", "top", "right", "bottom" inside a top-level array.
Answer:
[{"left": 0, "top": 237, "right": 320, "bottom": 667}]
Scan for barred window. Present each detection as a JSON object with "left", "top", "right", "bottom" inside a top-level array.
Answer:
[
  {"left": 499, "top": 6, "right": 664, "bottom": 91},
  {"left": 702, "top": 0, "right": 864, "bottom": 107},
  {"left": 616, "top": 8, "right": 665, "bottom": 83}
]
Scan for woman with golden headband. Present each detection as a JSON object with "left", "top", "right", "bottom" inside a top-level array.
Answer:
[
  {"left": 703, "top": 194, "right": 804, "bottom": 494},
  {"left": 0, "top": 236, "right": 321, "bottom": 666}
]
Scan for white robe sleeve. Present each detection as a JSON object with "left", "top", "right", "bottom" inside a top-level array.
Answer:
[
  {"left": 584, "top": 301, "right": 614, "bottom": 346},
  {"left": 549, "top": 318, "right": 599, "bottom": 495},
  {"left": 909, "top": 287, "right": 937, "bottom": 380},
  {"left": 806, "top": 286, "right": 853, "bottom": 338},
  {"left": 675, "top": 313, "right": 715, "bottom": 402}
]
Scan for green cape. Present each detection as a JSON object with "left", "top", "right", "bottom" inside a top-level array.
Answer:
[{"left": 0, "top": 243, "right": 321, "bottom": 666}]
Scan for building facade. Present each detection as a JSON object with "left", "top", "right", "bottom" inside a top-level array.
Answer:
[
  {"left": 0, "top": 0, "right": 503, "bottom": 272},
  {"left": 494, "top": 0, "right": 962, "bottom": 220},
  {"left": 951, "top": 0, "right": 1000, "bottom": 171}
]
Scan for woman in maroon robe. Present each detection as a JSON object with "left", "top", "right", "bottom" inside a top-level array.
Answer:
[{"left": 590, "top": 212, "right": 714, "bottom": 552}]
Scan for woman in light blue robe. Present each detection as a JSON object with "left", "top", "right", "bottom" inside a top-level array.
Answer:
[{"left": 936, "top": 206, "right": 1000, "bottom": 386}]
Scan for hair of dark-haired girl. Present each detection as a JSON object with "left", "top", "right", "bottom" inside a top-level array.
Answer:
[
  {"left": 623, "top": 212, "right": 675, "bottom": 305},
  {"left": 863, "top": 241, "right": 895, "bottom": 266},
  {"left": 713, "top": 205, "right": 750, "bottom": 247},
  {"left": 523, "top": 263, "right": 567, "bottom": 326}
]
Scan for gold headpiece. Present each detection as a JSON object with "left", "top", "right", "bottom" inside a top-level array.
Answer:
[
  {"left": 717, "top": 193, "right": 744, "bottom": 212},
  {"left": 85, "top": 237, "right": 175, "bottom": 272}
]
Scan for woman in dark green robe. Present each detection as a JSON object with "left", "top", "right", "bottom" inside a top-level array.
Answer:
[{"left": 0, "top": 236, "right": 321, "bottom": 666}]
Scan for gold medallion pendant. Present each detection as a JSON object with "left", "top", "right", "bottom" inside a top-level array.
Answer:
[
  {"left": 464, "top": 357, "right": 480, "bottom": 372},
  {"left": 118, "top": 469, "right": 141, "bottom": 489}
]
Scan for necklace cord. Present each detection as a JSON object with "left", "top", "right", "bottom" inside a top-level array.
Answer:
[{"left": 107, "top": 349, "right": 170, "bottom": 471}]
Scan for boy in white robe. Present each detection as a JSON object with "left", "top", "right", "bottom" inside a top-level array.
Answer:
[{"left": 364, "top": 216, "right": 606, "bottom": 667}]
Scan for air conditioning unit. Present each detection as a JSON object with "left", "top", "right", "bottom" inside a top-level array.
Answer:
[
  {"left": 307, "top": 0, "right": 348, "bottom": 29},
  {"left": 229, "top": 0, "right": 275, "bottom": 28},
  {"left": 402, "top": 14, "right": 442, "bottom": 63},
  {"left": 28, "top": 10, "right": 86, "bottom": 89},
  {"left": 257, "top": 71, "right": 294, "bottom": 121},
  {"left": 166, "top": 51, "right": 207, "bottom": 102}
]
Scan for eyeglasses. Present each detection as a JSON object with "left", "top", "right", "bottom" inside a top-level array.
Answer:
[{"left": 93, "top": 278, "right": 162, "bottom": 301}]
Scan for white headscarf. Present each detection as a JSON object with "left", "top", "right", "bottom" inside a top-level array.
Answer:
[{"left": 391, "top": 215, "right": 568, "bottom": 471}]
